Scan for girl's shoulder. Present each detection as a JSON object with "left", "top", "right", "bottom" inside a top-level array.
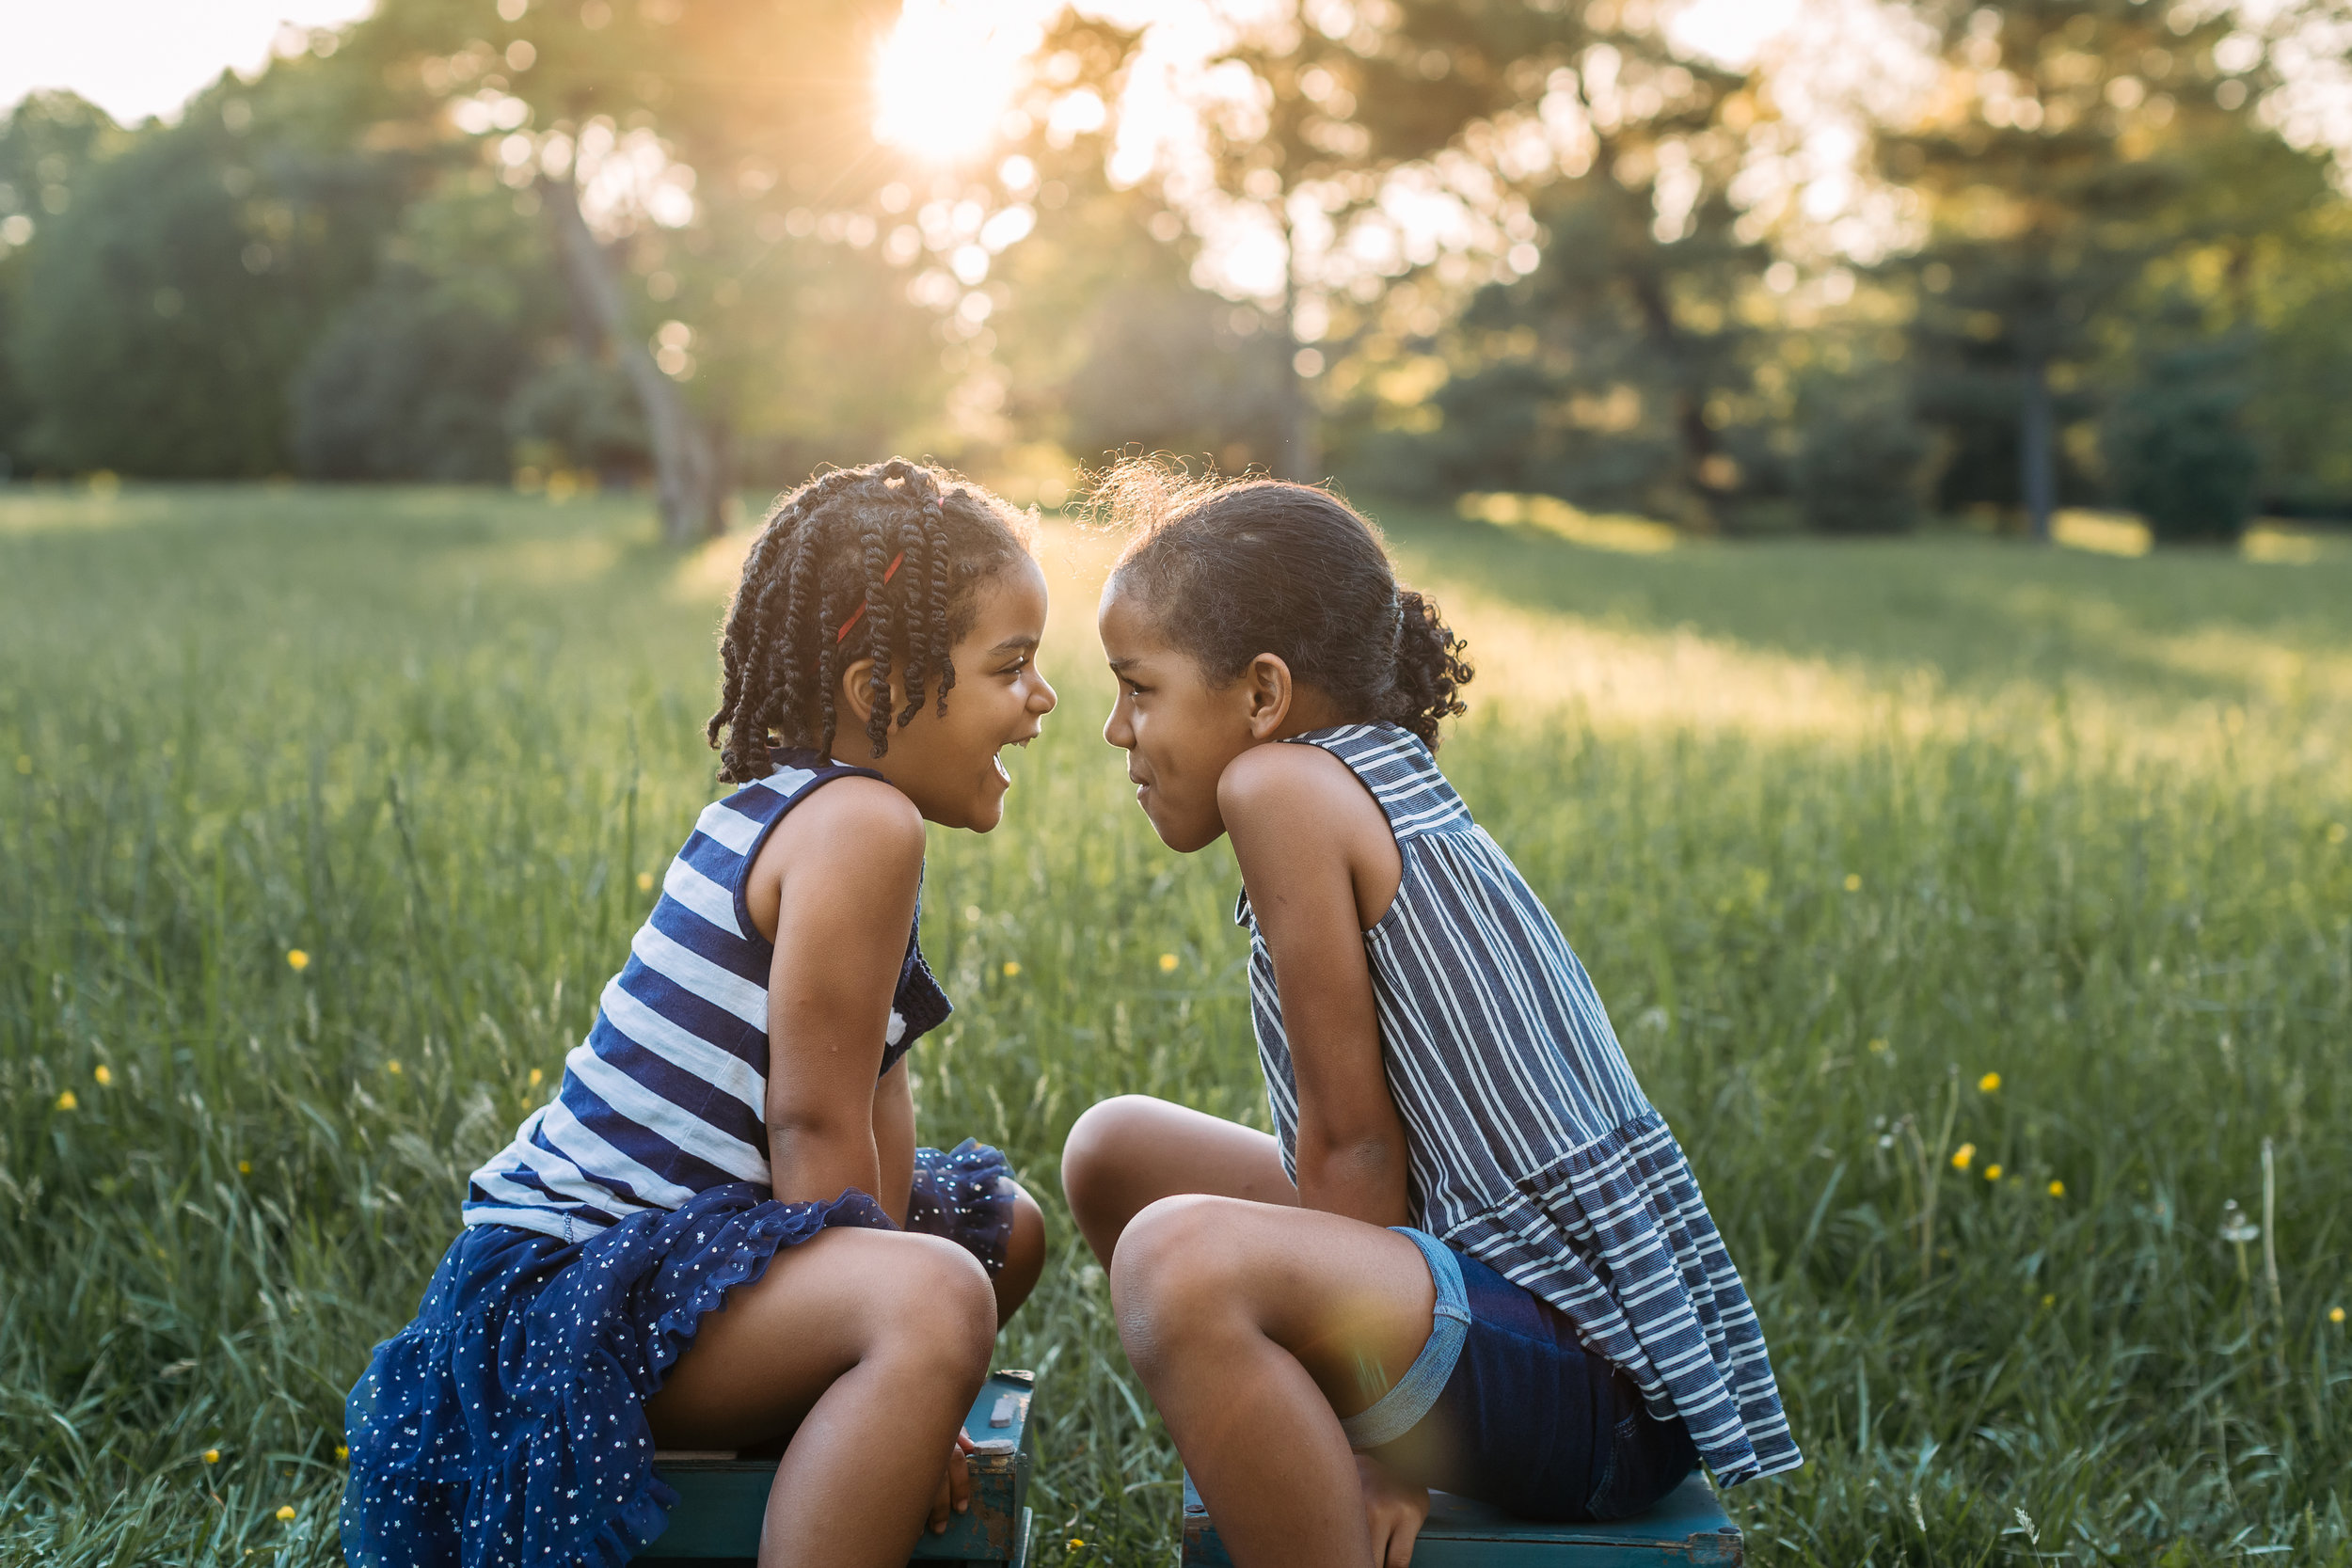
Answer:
[{"left": 1282, "top": 722, "right": 1471, "bottom": 843}]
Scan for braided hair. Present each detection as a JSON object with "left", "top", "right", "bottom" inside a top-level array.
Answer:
[
  {"left": 707, "top": 458, "right": 1036, "bottom": 782},
  {"left": 1097, "top": 460, "right": 1472, "bottom": 750}
]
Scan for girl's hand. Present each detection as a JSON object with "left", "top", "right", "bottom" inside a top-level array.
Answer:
[
  {"left": 1357, "top": 1453, "right": 1429, "bottom": 1567},
  {"left": 928, "top": 1430, "right": 977, "bottom": 1533}
]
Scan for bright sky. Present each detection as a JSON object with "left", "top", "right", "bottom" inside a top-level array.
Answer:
[{"left": 1, "top": 0, "right": 376, "bottom": 125}]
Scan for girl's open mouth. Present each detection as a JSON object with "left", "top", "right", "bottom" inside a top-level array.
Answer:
[{"left": 992, "top": 735, "right": 1035, "bottom": 784}]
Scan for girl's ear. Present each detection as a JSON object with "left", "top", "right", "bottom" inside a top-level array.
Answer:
[
  {"left": 838, "top": 657, "right": 910, "bottom": 731},
  {"left": 1242, "top": 653, "right": 1294, "bottom": 740}
]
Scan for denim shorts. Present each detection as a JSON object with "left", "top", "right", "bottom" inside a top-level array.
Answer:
[{"left": 1341, "top": 1228, "right": 1699, "bottom": 1522}]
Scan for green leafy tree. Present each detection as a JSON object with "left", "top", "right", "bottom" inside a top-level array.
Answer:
[
  {"left": 1164, "top": 2, "right": 1599, "bottom": 480},
  {"left": 1386, "top": 40, "right": 1769, "bottom": 529},
  {"left": 1880, "top": 0, "right": 2273, "bottom": 538},
  {"left": 0, "top": 92, "right": 118, "bottom": 474},
  {"left": 4, "top": 55, "right": 409, "bottom": 477}
]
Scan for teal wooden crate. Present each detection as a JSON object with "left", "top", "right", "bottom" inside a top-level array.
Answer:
[
  {"left": 1182, "top": 1471, "right": 1741, "bottom": 1566},
  {"left": 635, "top": 1369, "right": 1036, "bottom": 1567}
]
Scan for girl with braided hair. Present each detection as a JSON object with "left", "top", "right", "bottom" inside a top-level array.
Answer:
[
  {"left": 1063, "top": 464, "right": 1800, "bottom": 1568},
  {"left": 343, "top": 459, "right": 1058, "bottom": 1568}
]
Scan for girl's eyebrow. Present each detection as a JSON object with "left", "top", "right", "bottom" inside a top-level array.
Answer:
[{"left": 989, "top": 635, "right": 1040, "bottom": 654}]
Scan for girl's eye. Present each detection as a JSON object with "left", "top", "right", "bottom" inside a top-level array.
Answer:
[{"left": 1001, "top": 657, "right": 1028, "bottom": 675}]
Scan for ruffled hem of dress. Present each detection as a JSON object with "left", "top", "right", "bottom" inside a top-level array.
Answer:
[
  {"left": 639, "top": 1186, "right": 895, "bottom": 1389},
  {"left": 1438, "top": 1110, "right": 1803, "bottom": 1490},
  {"left": 342, "top": 1186, "right": 895, "bottom": 1568}
]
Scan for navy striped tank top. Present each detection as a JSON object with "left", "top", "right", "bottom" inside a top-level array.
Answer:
[
  {"left": 1236, "top": 723, "right": 1802, "bottom": 1488},
  {"left": 465, "top": 752, "right": 949, "bottom": 1242}
]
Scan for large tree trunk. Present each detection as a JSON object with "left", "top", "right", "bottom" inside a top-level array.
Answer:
[
  {"left": 2019, "top": 357, "right": 2055, "bottom": 543},
  {"left": 542, "top": 171, "right": 724, "bottom": 545}
]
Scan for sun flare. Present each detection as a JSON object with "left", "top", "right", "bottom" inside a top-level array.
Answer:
[{"left": 872, "top": 0, "right": 1038, "bottom": 163}]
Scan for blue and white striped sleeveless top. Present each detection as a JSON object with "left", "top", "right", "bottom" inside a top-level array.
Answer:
[
  {"left": 1236, "top": 723, "right": 1802, "bottom": 1487},
  {"left": 465, "top": 752, "right": 950, "bottom": 1242}
]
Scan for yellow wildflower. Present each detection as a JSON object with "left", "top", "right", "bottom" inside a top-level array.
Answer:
[
  {"left": 239, "top": 1161, "right": 252, "bottom": 1175},
  {"left": 2046, "top": 1180, "right": 2064, "bottom": 1197},
  {"left": 56, "top": 1090, "right": 77, "bottom": 1112},
  {"left": 1950, "top": 1143, "right": 1975, "bottom": 1171},
  {"left": 1983, "top": 1163, "right": 2003, "bottom": 1181},
  {"left": 202, "top": 1449, "right": 220, "bottom": 1465},
  {"left": 2328, "top": 822, "right": 2347, "bottom": 846},
  {"left": 529, "top": 1068, "right": 544, "bottom": 1086},
  {"left": 2041, "top": 1294, "right": 2055, "bottom": 1308},
  {"left": 276, "top": 1505, "right": 295, "bottom": 1521},
  {"left": 93, "top": 1065, "right": 112, "bottom": 1086},
  {"left": 286, "top": 949, "right": 310, "bottom": 972},
  {"left": 336, "top": 1445, "right": 349, "bottom": 1461},
  {"left": 386, "top": 1060, "right": 403, "bottom": 1075},
  {"left": 638, "top": 871, "right": 655, "bottom": 892},
  {"left": 1843, "top": 873, "right": 1862, "bottom": 892},
  {"left": 1002, "top": 960, "right": 1021, "bottom": 977},
  {"left": 1978, "top": 1071, "right": 2000, "bottom": 1094},
  {"left": 2332, "top": 1307, "right": 2346, "bottom": 1325},
  {"left": 1067, "top": 1543, "right": 1085, "bottom": 1554},
  {"left": 1159, "top": 953, "right": 1179, "bottom": 973},
  {"left": 1867, "top": 1037, "right": 1888, "bottom": 1054}
]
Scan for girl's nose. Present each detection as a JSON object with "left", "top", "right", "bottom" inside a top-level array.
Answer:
[{"left": 1031, "top": 673, "right": 1057, "bottom": 714}]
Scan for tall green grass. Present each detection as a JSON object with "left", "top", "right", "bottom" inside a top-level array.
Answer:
[{"left": 1, "top": 484, "right": 2345, "bottom": 1565}]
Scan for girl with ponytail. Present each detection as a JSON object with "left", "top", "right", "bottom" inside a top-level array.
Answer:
[
  {"left": 1064, "top": 463, "right": 1800, "bottom": 1568},
  {"left": 343, "top": 459, "right": 1059, "bottom": 1568}
]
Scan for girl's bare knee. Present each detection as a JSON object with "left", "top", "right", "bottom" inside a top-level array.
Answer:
[
  {"left": 869, "top": 1233, "right": 997, "bottom": 1372},
  {"left": 1107, "top": 1195, "right": 1249, "bottom": 1370},
  {"left": 1060, "top": 1095, "right": 1159, "bottom": 1223}
]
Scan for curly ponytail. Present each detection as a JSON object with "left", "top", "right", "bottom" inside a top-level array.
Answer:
[
  {"left": 1097, "top": 460, "right": 1475, "bottom": 750},
  {"left": 1382, "top": 588, "right": 1472, "bottom": 748}
]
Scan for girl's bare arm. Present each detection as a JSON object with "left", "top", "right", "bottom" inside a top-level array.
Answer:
[
  {"left": 1219, "top": 742, "right": 1409, "bottom": 1228},
  {"left": 748, "top": 776, "right": 928, "bottom": 1208}
]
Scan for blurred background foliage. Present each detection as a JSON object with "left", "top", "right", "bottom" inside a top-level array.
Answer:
[{"left": 5, "top": 0, "right": 2352, "bottom": 544}]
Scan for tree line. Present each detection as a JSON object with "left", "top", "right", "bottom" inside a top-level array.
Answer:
[{"left": 3, "top": 0, "right": 2349, "bottom": 545}]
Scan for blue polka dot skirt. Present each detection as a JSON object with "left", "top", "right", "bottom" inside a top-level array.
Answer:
[{"left": 340, "top": 1140, "right": 1016, "bottom": 1568}]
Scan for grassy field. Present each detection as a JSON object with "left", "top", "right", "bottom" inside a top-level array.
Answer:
[{"left": 1, "top": 483, "right": 2347, "bottom": 1567}]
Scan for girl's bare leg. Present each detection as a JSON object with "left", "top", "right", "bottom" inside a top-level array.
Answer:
[
  {"left": 1111, "top": 1195, "right": 1440, "bottom": 1568},
  {"left": 995, "top": 1184, "right": 1048, "bottom": 1326},
  {"left": 644, "top": 1227, "right": 997, "bottom": 1568},
  {"left": 1059, "top": 1094, "right": 1296, "bottom": 1263}
]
